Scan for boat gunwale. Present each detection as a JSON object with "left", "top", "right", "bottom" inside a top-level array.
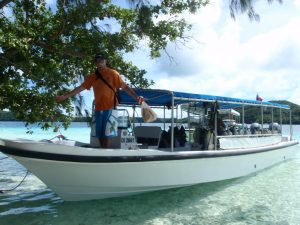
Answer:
[{"left": 0, "top": 141, "right": 298, "bottom": 163}]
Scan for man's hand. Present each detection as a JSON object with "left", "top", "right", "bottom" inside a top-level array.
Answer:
[
  {"left": 55, "top": 95, "right": 67, "bottom": 102},
  {"left": 55, "top": 86, "right": 85, "bottom": 103},
  {"left": 137, "top": 96, "right": 145, "bottom": 104}
]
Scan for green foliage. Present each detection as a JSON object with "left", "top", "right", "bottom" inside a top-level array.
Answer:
[
  {"left": 0, "top": 0, "right": 209, "bottom": 129},
  {"left": 229, "top": 0, "right": 282, "bottom": 21},
  {"left": 0, "top": 0, "right": 282, "bottom": 130}
]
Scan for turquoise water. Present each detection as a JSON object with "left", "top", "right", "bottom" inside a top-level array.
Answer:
[
  {"left": 0, "top": 122, "right": 300, "bottom": 225},
  {"left": 0, "top": 121, "right": 91, "bottom": 143}
]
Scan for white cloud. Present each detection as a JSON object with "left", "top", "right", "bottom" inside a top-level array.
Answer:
[
  {"left": 294, "top": 0, "right": 300, "bottom": 7},
  {"left": 147, "top": 0, "right": 300, "bottom": 105}
]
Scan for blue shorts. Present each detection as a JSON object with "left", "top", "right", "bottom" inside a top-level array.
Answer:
[{"left": 95, "top": 110, "right": 118, "bottom": 138}]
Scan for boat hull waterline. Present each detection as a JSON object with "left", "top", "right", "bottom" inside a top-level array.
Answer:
[{"left": 0, "top": 140, "right": 298, "bottom": 201}]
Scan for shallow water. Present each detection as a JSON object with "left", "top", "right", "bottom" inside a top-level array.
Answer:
[{"left": 1, "top": 123, "right": 300, "bottom": 225}]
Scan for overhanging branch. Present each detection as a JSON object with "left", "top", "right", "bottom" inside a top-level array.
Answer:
[
  {"left": 35, "top": 40, "right": 88, "bottom": 58},
  {"left": 0, "top": 0, "right": 12, "bottom": 9}
]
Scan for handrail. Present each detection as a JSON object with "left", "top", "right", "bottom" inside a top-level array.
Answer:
[
  {"left": 173, "top": 96, "right": 289, "bottom": 109},
  {"left": 217, "top": 134, "right": 281, "bottom": 139}
]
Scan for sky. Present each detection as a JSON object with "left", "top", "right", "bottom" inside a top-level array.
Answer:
[{"left": 123, "top": 0, "right": 300, "bottom": 105}]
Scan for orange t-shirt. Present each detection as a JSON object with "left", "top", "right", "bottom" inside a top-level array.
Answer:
[{"left": 81, "top": 67, "right": 124, "bottom": 111}]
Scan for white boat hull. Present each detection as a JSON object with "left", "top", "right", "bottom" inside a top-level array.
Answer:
[{"left": 0, "top": 139, "right": 298, "bottom": 201}]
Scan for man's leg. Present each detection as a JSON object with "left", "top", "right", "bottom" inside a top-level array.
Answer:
[
  {"left": 102, "top": 109, "right": 118, "bottom": 148},
  {"left": 95, "top": 111, "right": 105, "bottom": 148},
  {"left": 99, "top": 138, "right": 111, "bottom": 148}
]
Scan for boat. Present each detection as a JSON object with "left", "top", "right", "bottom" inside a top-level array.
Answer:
[{"left": 0, "top": 89, "right": 298, "bottom": 201}]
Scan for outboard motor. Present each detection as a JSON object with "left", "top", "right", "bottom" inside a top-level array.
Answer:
[
  {"left": 269, "top": 122, "right": 281, "bottom": 133},
  {"left": 238, "top": 124, "right": 249, "bottom": 135},
  {"left": 232, "top": 126, "right": 239, "bottom": 135},
  {"left": 250, "top": 123, "right": 261, "bottom": 134}
]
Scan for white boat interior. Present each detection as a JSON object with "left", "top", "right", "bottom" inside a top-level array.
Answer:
[{"left": 84, "top": 89, "right": 295, "bottom": 152}]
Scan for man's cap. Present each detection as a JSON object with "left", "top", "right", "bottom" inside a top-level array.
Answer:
[{"left": 94, "top": 54, "right": 106, "bottom": 61}]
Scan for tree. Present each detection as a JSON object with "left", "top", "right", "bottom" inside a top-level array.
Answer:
[
  {"left": 0, "top": 0, "right": 281, "bottom": 130},
  {"left": 229, "top": 0, "right": 282, "bottom": 21}
]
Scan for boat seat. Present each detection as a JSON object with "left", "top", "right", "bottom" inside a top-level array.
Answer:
[{"left": 134, "top": 126, "right": 162, "bottom": 148}]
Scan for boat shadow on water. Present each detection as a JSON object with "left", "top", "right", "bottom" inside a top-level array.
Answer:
[
  {"left": 0, "top": 180, "right": 240, "bottom": 224},
  {"left": 51, "top": 178, "right": 246, "bottom": 224},
  {"left": 45, "top": 169, "right": 288, "bottom": 225}
]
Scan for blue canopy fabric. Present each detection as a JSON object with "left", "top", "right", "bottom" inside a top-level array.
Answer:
[{"left": 118, "top": 89, "right": 290, "bottom": 110}]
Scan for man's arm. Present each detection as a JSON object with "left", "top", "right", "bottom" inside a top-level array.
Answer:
[
  {"left": 56, "top": 85, "right": 85, "bottom": 102},
  {"left": 121, "top": 83, "right": 144, "bottom": 104}
]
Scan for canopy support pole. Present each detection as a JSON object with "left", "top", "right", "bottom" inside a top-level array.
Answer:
[
  {"left": 176, "top": 106, "right": 178, "bottom": 126},
  {"left": 290, "top": 110, "right": 293, "bottom": 140},
  {"left": 188, "top": 104, "right": 191, "bottom": 144},
  {"left": 261, "top": 104, "right": 264, "bottom": 132},
  {"left": 132, "top": 106, "right": 136, "bottom": 130},
  {"left": 242, "top": 104, "right": 245, "bottom": 134},
  {"left": 280, "top": 108, "right": 282, "bottom": 134},
  {"left": 171, "top": 93, "right": 174, "bottom": 152},
  {"left": 163, "top": 106, "right": 166, "bottom": 131},
  {"left": 214, "top": 110, "right": 217, "bottom": 150},
  {"left": 271, "top": 107, "right": 274, "bottom": 133}
]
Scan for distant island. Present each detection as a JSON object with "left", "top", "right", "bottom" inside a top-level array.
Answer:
[
  {"left": 0, "top": 110, "right": 18, "bottom": 121},
  {"left": 1, "top": 100, "right": 299, "bottom": 124},
  {"left": 237, "top": 100, "right": 300, "bottom": 124}
]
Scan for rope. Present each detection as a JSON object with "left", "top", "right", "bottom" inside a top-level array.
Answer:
[
  {"left": 48, "top": 125, "right": 68, "bottom": 142},
  {"left": 0, "top": 144, "right": 31, "bottom": 193},
  {"left": 48, "top": 134, "right": 67, "bottom": 142},
  {"left": 0, "top": 170, "right": 29, "bottom": 193}
]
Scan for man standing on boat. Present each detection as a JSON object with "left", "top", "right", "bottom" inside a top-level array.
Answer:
[{"left": 56, "top": 54, "right": 144, "bottom": 148}]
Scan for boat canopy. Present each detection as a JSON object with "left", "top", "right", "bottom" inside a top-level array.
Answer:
[{"left": 118, "top": 89, "right": 290, "bottom": 110}]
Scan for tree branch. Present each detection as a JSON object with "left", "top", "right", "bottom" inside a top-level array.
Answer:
[
  {"left": 0, "top": 0, "right": 12, "bottom": 9},
  {"left": 34, "top": 40, "right": 88, "bottom": 58}
]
